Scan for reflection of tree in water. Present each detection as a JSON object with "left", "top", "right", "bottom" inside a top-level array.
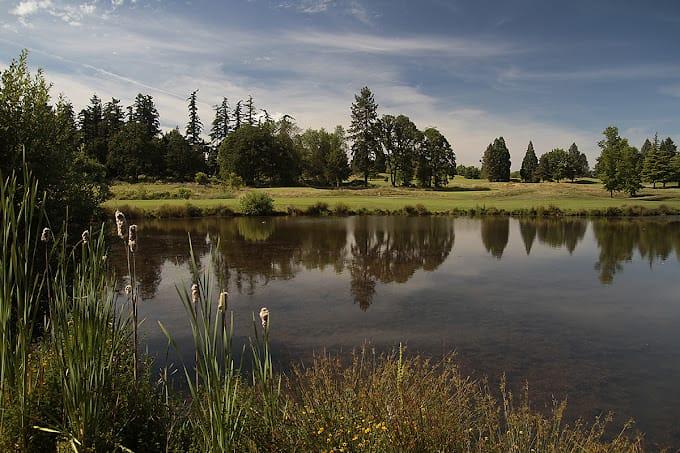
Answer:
[
  {"left": 518, "top": 219, "right": 537, "bottom": 255},
  {"left": 108, "top": 222, "right": 211, "bottom": 299},
  {"left": 481, "top": 217, "right": 509, "bottom": 259},
  {"left": 349, "top": 217, "right": 455, "bottom": 310},
  {"left": 112, "top": 217, "right": 455, "bottom": 309},
  {"left": 536, "top": 218, "right": 587, "bottom": 254},
  {"left": 593, "top": 219, "right": 680, "bottom": 284}
]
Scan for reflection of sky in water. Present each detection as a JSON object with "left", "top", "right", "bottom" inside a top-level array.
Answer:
[{"left": 113, "top": 216, "right": 680, "bottom": 448}]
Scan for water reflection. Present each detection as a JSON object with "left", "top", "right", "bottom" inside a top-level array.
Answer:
[{"left": 110, "top": 216, "right": 680, "bottom": 302}]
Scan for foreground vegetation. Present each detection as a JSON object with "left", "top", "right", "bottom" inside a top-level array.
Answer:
[
  {"left": 104, "top": 176, "right": 680, "bottom": 218},
  {"left": 0, "top": 169, "right": 651, "bottom": 452}
]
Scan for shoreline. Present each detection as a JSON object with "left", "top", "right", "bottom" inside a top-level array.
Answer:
[{"left": 102, "top": 201, "right": 680, "bottom": 220}]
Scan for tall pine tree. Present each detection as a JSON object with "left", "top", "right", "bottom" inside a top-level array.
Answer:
[
  {"left": 186, "top": 89, "right": 203, "bottom": 146},
  {"left": 348, "top": 87, "right": 380, "bottom": 186},
  {"left": 520, "top": 141, "right": 538, "bottom": 182}
]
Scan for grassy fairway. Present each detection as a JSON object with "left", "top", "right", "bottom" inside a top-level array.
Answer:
[{"left": 104, "top": 176, "right": 680, "bottom": 215}]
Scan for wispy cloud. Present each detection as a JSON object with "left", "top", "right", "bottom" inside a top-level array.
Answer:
[
  {"left": 286, "top": 31, "right": 516, "bottom": 57},
  {"left": 498, "top": 64, "right": 680, "bottom": 83}
]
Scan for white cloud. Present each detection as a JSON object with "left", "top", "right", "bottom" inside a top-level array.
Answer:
[
  {"left": 10, "top": 0, "right": 53, "bottom": 16},
  {"left": 286, "top": 31, "right": 516, "bottom": 57}
]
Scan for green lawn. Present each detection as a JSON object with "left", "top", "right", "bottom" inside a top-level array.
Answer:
[{"left": 104, "top": 176, "right": 680, "bottom": 215}]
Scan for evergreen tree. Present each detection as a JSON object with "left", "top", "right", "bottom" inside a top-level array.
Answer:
[
  {"left": 102, "top": 97, "right": 125, "bottom": 139},
  {"left": 132, "top": 93, "right": 160, "bottom": 139},
  {"left": 78, "top": 94, "right": 107, "bottom": 163},
  {"left": 640, "top": 138, "right": 653, "bottom": 158},
  {"left": 164, "top": 127, "right": 203, "bottom": 179},
  {"left": 327, "top": 126, "right": 352, "bottom": 187},
  {"left": 671, "top": 153, "right": 680, "bottom": 187},
  {"left": 596, "top": 126, "right": 626, "bottom": 197},
  {"left": 245, "top": 95, "right": 255, "bottom": 126},
  {"left": 233, "top": 100, "right": 243, "bottom": 130},
  {"left": 210, "top": 98, "right": 230, "bottom": 145},
  {"left": 642, "top": 134, "right": 664, "bottom": 188},
  {"left": 566, "top": 142, "right": 589, "bottom": 181},
  {"left": 520, "top": 141, "right": 538, "bottom": 182},
  {"left": 55, "top": 95, "right": 79, "bottom": 150},
  {"left": 481, "top": 137, "right": 511, "bottom": 181},
  {"left": 348, "top": 87, "right": 380, "bottom": 186},
  {"left": 185, "top": 89, "right": 203, "bottom": 146},
  {"left": 659, "top": 137, "right": 677, "bottom": 187}
]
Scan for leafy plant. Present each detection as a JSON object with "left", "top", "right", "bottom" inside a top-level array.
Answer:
[{"left": 239, "top": 192, "right": 274, "bottom": 216}]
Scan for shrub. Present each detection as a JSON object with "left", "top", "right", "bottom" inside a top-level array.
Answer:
[
  {"left": 240, "top": 192, "right": 274, "bottom": 216},
  {"left": 195, "top": 172, "right": 209, "bottom": 185},
  {"left": 332, "top": 202, "right": 352, "bottom": 216},
  {"left": 175, "top": 188, "right": 192, "bottom": 200},
  {"left": 305, "top": 201, "right": 330, "bottom": 216}
]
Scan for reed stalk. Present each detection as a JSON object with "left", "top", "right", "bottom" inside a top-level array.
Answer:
[{"left": 0, "top": 165, "right": 46, "bottom": 450}]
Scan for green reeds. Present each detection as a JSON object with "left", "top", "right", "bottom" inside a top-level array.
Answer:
[
  {"left": 160, "top": 238, "right": 244, "bottom": 451},
  {"left": 0, "top": 165, "right": 46, "bottom": 449},
  {"left": 43, "top": 225, "right": 131, "bottom": 451}
]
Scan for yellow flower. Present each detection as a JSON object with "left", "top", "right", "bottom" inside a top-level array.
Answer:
[
  {"left": 317, "top": 427, "right": 325, "bottom": 435},
  {"left": 352, "top": 435, "right": 359, "bottom": 441},
  {"left": 363, "top": 427, "right": 371, "bottom": 434}
]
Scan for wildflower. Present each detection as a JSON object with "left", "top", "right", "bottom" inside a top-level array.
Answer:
[
  {"left": 259, "top": 307, "right": 269, "bottom": 329},
  {"left": 317, "top": 427, "right": 325, "bottom": 435},
  {"left": 102, "top": 255, "right": 107, "bottom": 262},
  {"left": 191, "top": 284, "right": 199, "bottom": 304},
  {"left": 115, "top": 210, "right": 127, "bottom": 239},
  {"left": 218, "top": 291, "right": 228, "bottom": 311},
  {"left": 41, "top": 227, "right": 52, "bottom": 243},
  {"left": 124, "top": 285, "right": 132, "bottom": 295},
  {"left": 128, "top": 225, "right": 138, "bottom": 253},
  {"left": 81, "top": 230, "right": 89, "bottom": 244}
]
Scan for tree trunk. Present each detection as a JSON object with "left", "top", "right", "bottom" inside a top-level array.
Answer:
[{"left": 610, "top": 190, "right": 613, "bottom": 198}]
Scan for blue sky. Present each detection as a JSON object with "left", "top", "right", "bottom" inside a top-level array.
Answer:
[{"left": 1, "top": 0, "right": 679, "bottom": 165}]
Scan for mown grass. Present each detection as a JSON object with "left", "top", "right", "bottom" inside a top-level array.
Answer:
[{"left": 104, "top": 176, "right": 680, "bottom": 218}]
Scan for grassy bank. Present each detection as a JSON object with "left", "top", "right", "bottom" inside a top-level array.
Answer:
[{"left": 104, "top": 176, "right": 680, "bottom": 218}]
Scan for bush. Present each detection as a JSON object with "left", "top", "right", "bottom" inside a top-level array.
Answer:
[
  {"left": 333, "top": 202, "right": 352, "bottom": 216},
  {"left": 194, "top": 172, "right": 209, "bottom": 185},
  {"left": 305, "top": 201, "right": 330, "bottom": 216},
  {"left": 239, "top": 191, "right": 274, "bottom": 216},
  {"left": 175, "top": 188, "right": 192, "bottom": 200}
]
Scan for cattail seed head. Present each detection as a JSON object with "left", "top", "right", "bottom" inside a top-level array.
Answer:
[
  {"left": 81, "top": 230, "right": 90, "bottom": 244},
  {"left": 259, "top": 307, "right": 270, "bottom": 330},
  {"left": 124, "top": 284, "right": 132, "bottom": 295},
  {"left": 115, "top": 210, "right": 128, "bottom": 240},
  {"left": 191, "top": 284, "right": 199, "bottom": 304},
  {"left": 41, "top": 227, "right": 52, "bottom": 243},
  {"left": 128, "top": 225, "right": 138, "bottom": 252},
  {"left": 218, "top": 291, "right": 228, "bottom": 311}
]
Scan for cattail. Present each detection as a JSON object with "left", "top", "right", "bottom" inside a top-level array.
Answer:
[
  {"left": 81, "top": 230, "right": 90, "bottom": 244},
  {"left": 41, "top": 227, "right": 52, "bottom": 243},
  {"left": 124, "top": 284, "right": 132, "bottom": 295},
  {"left": 191, "top": 284, "right": 199, "bottom": 304},
  {"left": 218, "top": 291, "right": 228, "bottom": 311},
  {"left": 128, "top": 224, "right": 138, "bottom": 253},
  {"left": 115, "top": 210, "right": 128, "bottom": 240},
  {"left": 259, "top": 307, "right": 269, "bottom": 330}
]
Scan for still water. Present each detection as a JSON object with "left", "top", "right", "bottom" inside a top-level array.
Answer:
[{"left": 110, "top": 216, "right": 680, "bottom": 447}]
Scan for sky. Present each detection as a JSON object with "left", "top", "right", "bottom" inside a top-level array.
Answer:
[{"left": 1, "top": 0, "right": 680, "bottom": 166}]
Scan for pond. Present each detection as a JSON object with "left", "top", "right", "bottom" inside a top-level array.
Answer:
[{"left": 109, "top": 215, "right": 680, "bottom": 448}]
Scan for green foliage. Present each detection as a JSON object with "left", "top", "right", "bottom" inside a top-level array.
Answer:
[
  {"left": 185, "top": 89, "right": 203, "bottom": 146},
  {"left": 596, "top": 126, "right": 640, "bottom": 197},
  {"left": 218, "top": 124, "right": 300, "bottom": 186},
  {"left": 298, "top": 126, "right": 351, "bottom": 187},
  {"left": 380, "top": 114, "right": 421, "bottom": 186},
  {"left": 107, "top": 122, "right": 163, "bottom": 180},
  {"left": 163, "top": 128, "right": 204, "bottom": 180},
  {"left": 194, "top": 172, "right": 209, "bottom": 185},
  {"left": 457, "top": 165, "right": 482, "bottom": 179},
  {"left": 536, "top": 148, "right": 569, "bottom": 182},
  {"left": 0, "top": 50, "right": 109, "bottom": 224},
  {"left": 349, "top": 87, "right": 381, "bottom": 186},
  {"left": 239, "top": 191, "right": 274, "bottom": 216},
  {"left": 566, "top": 142, "right": 589, "bottom": 181},
  {"left": 416, "top": 128, "right": 456, "bottom": 188},
  {"left": 481, "top": 137, "right": 511, "bottom": 182},
  {"left": 520, "top": 141, "right": 539, "bottom": 182}
]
